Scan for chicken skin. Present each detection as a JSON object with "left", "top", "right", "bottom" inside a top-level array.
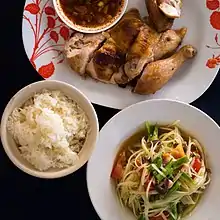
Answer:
[{"left": 134, "top": 45, "right": 197, "bottom": 94}]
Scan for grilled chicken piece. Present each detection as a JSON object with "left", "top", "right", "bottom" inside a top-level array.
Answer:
[
  {"left": 124, "top": 27, "right": 187, "bottom": 80},
  {"left": 146, "top": 0, "right": 174, "bottom": 32},
  {"left": 86, "top": 9, "right": 144, "bottom": 84},
  {"left": 86, "top": 38, "right": 124, "bottom": 84},
  {"left": 124, "top": 25, "right": 159, "bottom": 79},
  {"left": 134, "top": 45, "right": 197, "bottom": 94},
  {"left": 112, "top": 67, "right": 130, "bottom": 85},
  {"left": 153, "top": 27, "right": 187, "bottom": 59},
  {"left": 86, "top": 58, "right": 116, "bottom": 84},
  {"left": 109, "top": 8, "right": 144, "bottom": 52},
  {"left": 64, "top": 33, "right": 105, "bottom": 75}
]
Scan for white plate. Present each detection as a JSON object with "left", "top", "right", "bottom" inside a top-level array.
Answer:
[
  {"left": 87, "top": 99, "right": 220, "bottom": 220},
  {"left": 22, "top": 0, "right": 220, "bottom": 109}
]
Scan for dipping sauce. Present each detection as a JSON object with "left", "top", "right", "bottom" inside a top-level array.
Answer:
[{"left": 59, "top": 0, "right": 124, "bottom": 27}]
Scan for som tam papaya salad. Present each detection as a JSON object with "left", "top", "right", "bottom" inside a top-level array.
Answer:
[{"left": 111, "top": 121, "right": 211, "bottom": 220}]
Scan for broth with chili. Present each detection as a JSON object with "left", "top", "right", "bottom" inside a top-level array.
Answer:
[{"left": 59, "top": 0, "right": 124, "bottom": 27}]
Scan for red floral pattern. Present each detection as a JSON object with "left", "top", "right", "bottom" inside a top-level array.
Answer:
[
  {"left": 23, "top": 0, "right": 72, "bottom": 78},
  {"left": 38, "top": 62, "right": 55, "bottom": 78},
  {"left": 206, "top": 0, "right": 220, "bottom": 69},
  {"left": 25, "top": 3, "right": 40, "bottom": 15}
]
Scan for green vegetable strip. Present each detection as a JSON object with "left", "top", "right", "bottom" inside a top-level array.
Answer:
[
  {"left": 152, "top": 125, "right": 158, "bottom": 141},
  {"left": 169, "top": 203, "right": 178, "bottom": 220},
  {"left": 146, "top": 122, "right": 158, "bottom": 141},
  {"left": 179, "top": 172, "right": 195, "bottom": 189},
  {"left": 172, "top": 156, "right": 189, "bottom": 169},
  {"left": 156, "top": 159, "right": 173, "bottom": 182},
  {"left": 166, "top": 181, "right": 181, "bottom": 197},
  {"left": 146, "top": 122, "right": 154, "bottom": 140},
  {"left": 181, "top": 194, "right": 201, "bottom": 218},
  {"left": 151, "top": 164, "right": 166, "bottom": 178},
  {"left": 153, "top": 156, "right": 162, "bottom": 168},
  {"left": 138, "top": 214, "right": 146, "bottom": 220}
]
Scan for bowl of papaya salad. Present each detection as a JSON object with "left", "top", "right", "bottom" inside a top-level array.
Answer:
[
  {"left": 87, "top": 99, "right": 220, "bottom": 220},
  {"left": 111, "top": 121, "right": 210, "bottom": 220}
]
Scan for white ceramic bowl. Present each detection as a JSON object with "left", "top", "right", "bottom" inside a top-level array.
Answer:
[
  {"left": 53, "top": 0, "right": 128, "bottom": 33},
  {"left": 1, "top": 80, "right": 99, "bottom": 179},
  {"left": 87, "top": 99, "right": 220, "bottom": 220}
]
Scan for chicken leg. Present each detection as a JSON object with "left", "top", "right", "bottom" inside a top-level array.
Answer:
[
  {"left": 124, "top": 27, "right": 187, "bottom": 80},
  {"left": 134, "top": 45, "right": 197, "bottom": 94}
]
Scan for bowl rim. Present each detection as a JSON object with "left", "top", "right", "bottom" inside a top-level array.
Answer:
[
  {"left": 1, "top": 80, "right": 99, "bottom": 179},
  {"left": 86, "top": 98, "right": 220, "bottom": 220},
  {"left": 52, "top": 0, "right": 128, "bottom": 33}
]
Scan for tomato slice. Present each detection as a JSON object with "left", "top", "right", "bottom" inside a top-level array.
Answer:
[
  {"left": 111, "top": 162, "right": 123, "bottom": 180},
  {"left": 192, "top": 157, "right": 201, "bottom": 173},
  {"left": 111, "top": 152, "right": 125, "bottom": 180}
]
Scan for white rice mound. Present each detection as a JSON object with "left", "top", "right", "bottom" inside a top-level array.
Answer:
[{"left": 7, "top": 90, "right": 89, "bottom": 171}]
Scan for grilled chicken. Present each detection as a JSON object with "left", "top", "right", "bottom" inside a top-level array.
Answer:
[
  {"left": 153, "top": 27, "right": 187, "bottom": 59},
  {"left": 146, "top": 0, "right": 174, "bottom": 32},
  {"left": 134, "top": 45, "right": 197, "bottom": 94},
  {"left": 86, "top": 9, "right": 144, "bottom": 84},
  {"left": 109, "top": 8, "right": 144, "bottom": 52},
  {"left": 124, "top": 27, "right": 187, "bottom": 80},
  {"left": 64, "top": 33, "right": 105, "bottom": 75},
  {"left": 124, "top": 25, "right": 159, "bottom": 80},
  {"left": 86, "top": 37, "right": 124, "bottom": 84}
]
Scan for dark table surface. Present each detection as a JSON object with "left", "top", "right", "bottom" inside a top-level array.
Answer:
[{"left": 0, "top": 1, "right": 219, "bottom": 219}]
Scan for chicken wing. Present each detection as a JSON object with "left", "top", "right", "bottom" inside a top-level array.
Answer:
[
  {"left": 153, "top": 27, "right": 187, "bottom": 60},
  {"left": 134, "top": 45, "right": 197, "bottom": 94}
]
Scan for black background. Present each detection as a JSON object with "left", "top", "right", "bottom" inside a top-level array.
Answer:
[{"left": 0, "top": 1, "right": 219, "bottom": 219}]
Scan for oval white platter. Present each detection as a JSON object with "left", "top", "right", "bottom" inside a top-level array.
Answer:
[{"left": 22, "top": 0, "right": 220, "bottom": 109}]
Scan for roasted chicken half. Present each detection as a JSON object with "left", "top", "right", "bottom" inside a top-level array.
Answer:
[
  {"left": 124, "top": 27, "right": 187, "bottom": 80},
  {"left": 134, "top": 45, "right": 197, "bottom": 94}
]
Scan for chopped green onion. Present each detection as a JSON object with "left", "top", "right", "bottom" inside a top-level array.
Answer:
[
  {"left": 166, "top": 181, "right": 181, "bottom": 197},
  {"left": 172, "top": 156, "right": 189, "bottom": 169},
  {"left": 151, "top": 164, "right": 166, "bottom": 178},
  {"left": 146, "top": 122, "right": 158, "bottom": 141},
  {"left": 152, "top": 125, "right": 159, "bottom": 141},
  {"left": 156, "top": 159, "right": 173, "bottom": 182},
  {"left": 153, "top": 156, "right": 162, "bottom": 168}
]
